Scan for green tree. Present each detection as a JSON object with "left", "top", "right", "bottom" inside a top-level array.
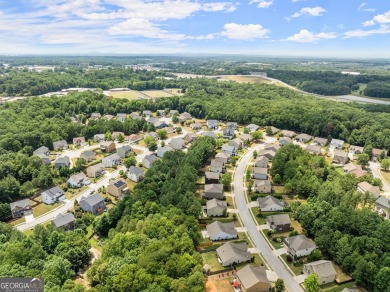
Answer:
[
  {"left": 0, "top": 203, "right": 12, "bottom": 222},
  {"left": 175, "top": 127, "right": 182, "bottom": 134},
  {"left": 221, "top": 173, "right": 232, "bottom": 191},
  {"left": 381, "top": 158, "right": 390, "bottom": 171},
  {"left": 117, "top": 134, "right": 125, "bottom": 143},
  {"left": 105, "top": 131, "right": 112, "bottom": 141},
  {"left": 148, "top": 141, "right": 158, "bottom": 151},
  {"left": 364, "top": 144, "right": 373, "bottom": 159},
  {"left": 357, "top": 153, "right": 369, "bottom": 166},
  {"left": 253, "top": 150, "right": 258, "bottom": 158},
  {"left": 93, "top": 214, "right": 111, "bottom": 237},
  {"left": 251, "top": 131, "right": 263, "bottom": 141},
  {"left": 143, "top": 136, "right": 154, "bottom": 147},
  {"left": 379, "top": 150, "right": 386, "bottom": 161},
  {"left": 123, "top": 156, "right": 137, "bottom": 168},
  {"left": 75, "top": 158, "right": 87, "bottom": 171},
  {"left": 275, "top": 278, "right": 285, "bottom": 292},
  {"left": 304, "top": 273, "right": 320, "bottom": 292},
  {"left": 172, "top": 114, "right": 179, "bottom": 124},
  {"left": 157, "top": 129, "right": 167, "bottom": 140},
  {"left": 43, "top": 255, "right": 75, "bottom": 286},
  {"left": 266, "top": 126, "right": 273, "bottom": 136},
  {"left": 374, "top": 267, "right": 390, "bottom": 292},
  {"left": 307, "top": 249, "right": 322, "bottom": 262},
  {"left": 273, "top": 174, "right": 282, "bottom": 184}
]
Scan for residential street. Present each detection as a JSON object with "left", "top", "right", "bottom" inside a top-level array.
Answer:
[
  {"left": 233, "top": 140, "right": 304, "bottom": 292},
  {"left": 369, "top": 161, "right": 390, "bottom": 196}
]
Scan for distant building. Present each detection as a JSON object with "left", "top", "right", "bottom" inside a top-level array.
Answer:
[
  {"left": 53, "top": 140, "right": 68, "bottom": 151},
  {"left": 257, "top": 195, "right": 286, "bottom": 212},
  {"left": 267, "top": 214, "right": 291, "bottom": 232}
]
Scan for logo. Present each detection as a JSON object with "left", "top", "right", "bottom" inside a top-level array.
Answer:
[{"left": 0, "top": 278, "right": 44, "bottom": 292}]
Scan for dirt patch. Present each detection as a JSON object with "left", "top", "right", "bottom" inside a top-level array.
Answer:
[
  {"left": 75, "top": 247, "right": 102, "bottom": 289},
  {"left": 206, "top": 274, "right": 234, "bottom": 292}
]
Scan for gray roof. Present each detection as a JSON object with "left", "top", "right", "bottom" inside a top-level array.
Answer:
[
  {"left": 104, "top": 153, "right": 121, "bottom": 161},
  {"left": 117, "top": 113, "right": 126, "bottom": 118},
  {"left": 53, "top": 140, "right": 68, "bottom": 148},
  {"left": 305, "top": 145, "right": 322, "bottom": 154},
  {"left": 330, "top": 139, "right": 344, "bottom": 147},
  {"left": 334, "top": 149, "right": 348, "bottom": 158},
  {"left": 94, "top": 134, "right": 105, "bottom": 139},
  {"left": 358, "top": 181, "right": 380, "bottom": 194},
  {"left": 206, "top": 221, "right": 237, "bottom": 238},
  {"left": 205, "top": 171, "right": 221, "bottom": 180},
  {"left": 267, "top": 214, "right": 291, "bottom": 226},
  {"left": 236, "top": 265, "right": 270, "bottom": 290},
  {"left": 254, "top": 180, "right": 272, "bottom": 188},
  {"left": 376, "top": 196, "right": 390, "bottom": 208},
  {"left": 257, "top": 195, "right": 285, "bottom": 209},
  {"left": 80, "top": 193, "right": 105, "bottom": 207},
  {"left": 285, "top": 235, "right": 316, "bottom": 251},
  {"left": 255, "top": 156, "right": 269, "bottom": 164},
  {"left": 222, "top": 145, "right": 235, "bottom": 152},
  {"left": 282, "top": 130, "right": 296, "bottom": 138},
  {"left": 304, "top": 260, "right": 336, "bottom": 278},
  {"left": 211, "top": 160, "right": 224, "bottom": 168},
  {"left": 81, "top": 150, "right": 95, "bottom": 159},
  {"left": 10, "top": 199, "right": 31, "bottom": 211},
  {"left": 247, "top": 124, "right": 259, "bottom": 131},
  {"left": 207, "top": 120, "right": 218, "bottom": 126},
  {"left": 191, "top": 122, "right": 202, "bottom": 129},
  {"left": 216, "top": 242, "right": 250, "bottom": 264},
  {"left": 252, "top": 167, "right": 267, "bottom": 175},
  {"left": 52, "top": 213, "right": 75, "bottom": 228},
  {"left": 69, "top": 172, "right": 87, "bottom": 183},
  {"left": 223, "top": 127, "right": 235, "bottom": 136},
  {"left": 41, "top": 186, "right": 64, "bottom": 199},
  {"left": 55, "top": 156, "right": 70, "bottom": 165},
  {"left": 313, "top": 137, "right": 328, "bottom": 145},
  {"left": 202, "top": 131, "right": 218, "bottom": 139},
  {"left": 88, "top": 163, "right": 104, "bottom": 172},
  {"left": 144, "top": 154, "right": 157, "bottom": 164},
  {"left": 169, "top": 137, "right": 185, "bottom": 150},
  {"left": 206, "top": 198, "right": 227, "bottom": 210},
  {"left": 33, "top": 146, "right": 49, "bottom": 156},
  {"left": 216, "top": 152, "right": 229, "bottom": 159},
  {"left": 128, "top": 166, "right": 144, "bottom": 175},
  {"left": 205, "top": 184, "right": 224, "bottom": 193},
  {"left": 295, "top": 133, "right": 312, "bottom": 141},
  {"left": 118, "top": 145, "right": 132, "bottom": 152}
]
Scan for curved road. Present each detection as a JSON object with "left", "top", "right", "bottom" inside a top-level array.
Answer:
[{"left": 233, "top": 144, "right": 303, "bottom": 292}]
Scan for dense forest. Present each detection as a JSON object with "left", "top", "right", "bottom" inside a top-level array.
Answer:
[
  {"left": 270, "top": 145, "right": 390, "bottom": 291},
  {"left": 266, "top": 69, "right": 390, "bottom": 97}
]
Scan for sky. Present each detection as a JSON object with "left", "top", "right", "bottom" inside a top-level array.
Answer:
[{"left": 0, "top": 0, "right": 390, "bottom": 57}]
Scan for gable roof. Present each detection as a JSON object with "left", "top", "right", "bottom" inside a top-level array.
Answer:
[
  {"left": 169, "top": 137, "right": 185, "bottom": 150},
  {"left": 87, "top": 163, "right": 104, "bottom": 172},
  {"left": 211, "top": 160, "right": 224, "bottom": 168},
  {"left": 206, "top": 221, "right": 237, "bottom": 238},
  {"left": 304, "top": 260, "right": 336, "bottom": 278},
  {"left": 33, "top": 146, "right": 49, "bottom": 156},
  {"left": 334, "top": 149, "right": 348, "bottom": 158},
  {"left": 222, "top": 145, "right": 235, "bottom": 152},
  {"left": 128, "top": 166, "right": 144, "bottom": 175},
  {"left": 330, "top": 139, "right": 344, "bottom": 148},
  {"left": 41, "top": 186, "right": 64, "bottom": 198},
  {"left": 252, "top": 167, "right": 267, "bottom": 175},
  {"left": 81, "top": 150, "right": 96, "bottom": 158},
  {"left": 144, "top": 154, "right": 157, "bottom": 164},
  {"left": 111, "top": 179, "right": 127, "bottom": 189},
  {"left": 236, "top": 265, "right": 270, "bottom": 290},
  {"left": 55, "top": 156, "right": 70, "bottom": 165},
  {"left": 239, "top": 134, "right": 253, "bottom": 141},
  {"left": 282, "top": 130, "right": 296, "bottom": 138},
  {"left": 257, "top": 195, "right": 285, "bottom": 209},
  {"left": 69, "top": 172, "right": 87, "bottom": 183},
  {"left": 52, "top": 213, "right": 75, "bottom": 228},
  {"left": 205, "top": 171, "right": 221, "bottom": 180},
  {"left": 206, "top": 198, "right": 227, "bottom": 210},
  {"left": 205, "top": 184, "right": 224, "bottom": 193},
  {"left": 376, "top": 196, "right": 390, "bottom": 209},
  {"left": 267, "top": 214, "right": 291, "bottom": 226},
  {"left": 305, "top": 145, "right": 322, "bottom": 154},
  {"left": 80, "top": 193, "right": 104, "bottom": 207},
  {"left": 247, "top": 124, "right": 259, "bottom": 131},
  {"left": 358, "top": 181, "right": 380, "bottom": 194},
  {"left": 313, "top": 137, "right": 328, "bottom": 145},
  {"left": 295, "top": 133, "right": 312, "bottom": 141},
  {"left": 216, "top": 242, "right": 250, "bottom": 264},
  {"left": 254, "top": 180, "right": 272, "bottom": 188},
  {"left": 10, "top": 199, "right": 31, "bottom": 211},
  {"left": 285, "top": 234, "right": 316, "bottom": 251},
  {"left": 104, "top": 153, "right": 121, "bottom": 161},
  {"left": 202, "top": 131, "right": 218, "bottom": 139},
  {"left": 53, "top": 140, "right": 68, "bottom": 148}
]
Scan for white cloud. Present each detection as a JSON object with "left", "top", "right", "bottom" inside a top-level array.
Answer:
[
  {"left": 292, "top": 0, "right": 307, "bottom": 2},
  {"left": 357, "top": 3, "right": 376, "bottom": 12},
  {"left": 250, "top": 0, "right": 273, "bottom": 9},
  {"left": 287, "top": 29, "right": 337, "bottom": 42},
  {"left": 203, "top": 2, "right": 237, "bottom": 12},
  {"left": 344, "top": 25, "right": 390, "bottom": 38},
  {"left": 221, "top": 23, "right": 269, "bottom": 40},
  {"left": 363, "top": 10, "right": 390, "bottom": 26},
  {"left": 291, "top": 6, "right": 326, "bottom": 18}
]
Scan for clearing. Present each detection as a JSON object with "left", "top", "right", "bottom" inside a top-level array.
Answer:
[
  {"left": 109, "top": 90, "right": 144, "bottom": 100},
  {"left": 141, "top": 90, "right": 174, "bottom": 98},
  {"left": 219, "top": 75, "right": 272, "bottom": 84}
]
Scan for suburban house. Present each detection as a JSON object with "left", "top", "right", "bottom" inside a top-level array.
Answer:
[
  {"left": 333, "top": 150, "right": 349, "bottom": 165},
  {"left": 357, "top": 181, "right": 381, "bottom": 198},
  {"left": 157, "top": 146, "right": 173, "bottom": 158},
  {"left": 235, "top": 265, "right": 271, "bottom": 292},
  {"left": 279, "top": 137, "right": 293, "bottom": 146},
  {"left": 264, "top": 144, "right": 280, "bottom": 152},
  {"left": 165, "top": 127, "right": 174, "bottom": 134},
  {"left": 251, "top": 167, "right": 268, "bottom": 180},
  {"left": 267, "top": 126, "right": 280, "bottom": 135},
  {"left": 41, "top": 186, "right": 65, "bottom": 205},
  {"left": 282, "top": 130, "right": 296, "bottom": 138},
  {"left": 116, "top": 145, "right": 133, "bottom": 158},
  {"left": 10, "top": 199, "right": 32, "bottom": 219},
  {"left": 93, "top": 134, "right": 105, "bottom": 142},
  {"left": 313, "top": 137, "right": 328, "bottom": 146},
  {"left": 112, "top": 131, "right": 125, "bottom": 140},
  {"left": 223, "top": 127, "right": 235, "bottom": 139},
  {"left": 142, "top": 110, "right": 152, "bottom": 117},
  {"left": 343, "top": 163, "right": 362, "bottom": 174},
  {"left": 73, "top": 137, "right": 86, "bottom": 147},
  {"left": 202, "top": 131, "right": 218, "bottom": 139},
  {"left": 40, "top": 157, "right": 51, "bottom": 165},
  {"left": 146, "top": 116, "right": 158, "bottom": 125},
  {"left": 91, "top": 112, "right": 101, "bottom": 120},
  {"left": 258, "top": 149, "right": 276, "bottom": 160},
  {"left": 86, "top": 163, "right": 105, "bottom": 178},
  {"left": 215, "top": 152, "right": 229, "bottom": 164},
  {"left": 54, "top": 156, "right": 70, "bottom": 168},
  {"left": 267, "top": 214, "right": 291, "bottom": 232},
  {"left": 142, "top": 154, "right": 157, "bottom": 169},
  {"left": 257, "top": 195, "right": 286, "bottom": 212},
  {"left": 191, "top": 122, "right": 202, "bottom": 130},
  {"left": 130, "top": 112, "right": 140, "bottom": 119},
  {"left": 330, "top": 139, "right": 345, "bottom": 150},
  {"left": 239, "top": 134, "right": 253, "bottom": 144},
  {"left": 79, "top": 193, "right": 106, "bottom": 215},
  {"left": 206, "top": 221, "right": 237, "bottom": 241},
  {"left": 210, "top": 160, "right": 225, "bottom": 173},
  {"left": 67, "top": 172, "right": 90, "bottom": 188},
  {"left": 295, "top": 133, "right": 312, "bottom": 143},
  {"left": 53, "top": 140, "right": 68, "bottom": 151},
  {"left": 375, "top": 196, "right": 390, "bottom": 219},
  {"left": 102, "top": 153, "right": 121, "bottom": 168},
  {"left": 80, "top": 150, "right": 96, "bottom": 162},
  {"left": 104, "top": 114, "right": 114, "bottom": 121},
  {"left": 183, "top": 133, "right": 198, "bottom": 143},
  {"left": 127, "top": 134, "right": 143, "bottom": 143},
  {"left": 206, "top": 199, "right": 227, "bottom": 217},
  {"left": 205, "top": 172, "right": 221, "bottom": 184},
  {"left": 33, "top": 146, "right": 50, "bottom": 157},
  {"left": 127, "top": 166, "right": 144, "bottom": 182},
  {"left": 207, "top": 120, "right": 218, "bottom": 130},
  {"left": 254, "top": 156, "right": 269, "bottom": 168},
  {"left": 203, "top": 184, "right": 224, "bottom": 199},
  {"left": 372, "top": 148, "right": 385, "bottom": 161},
  {"left": 117, "top": 113, "right": 127, "bottom": 122},
  {"left": 100, "top": 141, "right": 116, "bottom": 153},
  {"left": 169, "top": 109, "right": 178, "bottom": 116},
  {"left": 222, "top": 145, "right": 236, "bottom": 157},
  {"left": 226, "top": 122, "right": 238, "bottom": 129},
  {"left": 178, "top": 113, "right": 191, "bottom": 123},
  {"left": 284, "top": 235, "right": 317, "bottom": 258},
  {"left": 216, "top": 242, "right": 251, "bottom": 267},
  {"left": 144, "top": 131, "right": 159, "bottom": 140},
  {"left": 107, "top": 179, "right": 128, "bottom": 199},
  {"left": 253, "top": 180, "right": 272, "bottom": 194},
  {"left": 304, "top": 260, "right": 336, "bottom": 285},
  {"left": 228, "top": 138, "right": 243, "bottom": 150},
  {"left": 169, "top": 137, "right": 185, "bottom": 150},
  {"left": 52, "top": 213, "right": 75, "bottom": 231},
  {"left": 305, "top": 145, "right": 322, "bottom": 155},
  {"left": 157, "top": 110, "right": 165, "bottom": 116},
  {"left": 349, "top": 145, "right": 364, "bottom": 155},
  {"left": 247, "top": 124, "right": 259, "bottom": 132}
]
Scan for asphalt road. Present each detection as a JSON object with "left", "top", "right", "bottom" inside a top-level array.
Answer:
[
  {"left": 369, "top": 161, "right": 390, "bottom": 194},
  {"left": 233, "top": 142, "right": 304, "bottom": 292}
]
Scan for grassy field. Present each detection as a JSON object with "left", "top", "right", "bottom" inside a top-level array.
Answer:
[
  {"left": 380, "top": 169, "right": 390, "bottom": 185},
  {"left": 281, "top": 254, "right": 304, "bottom": 275},
  {"left": 351, "top": 83, "right": 367, "bottom": 96},
  {"left": 201, "top": 251, "right": 224, "bottom": 272},
  {"left": 33, "top": 202, "right": 63, "bottom": 217},
  {"left": 164, "top": 88, "right": 183, "bottom": 95},
  {"left": 141, "top": 90, "right": 174, "bottom": 98},
  {"left": 220, "top": 75, "right": 272, "bottom": 84},
  {"left": 10, "top": 216, "right": 25, "bottom": 225},
  {"left": 273, "top": 186, "right": 285, "bottom": 194},
  {"left": 320, "top": 281, "right": 356, "bottom": 292},
  {"left": 109, "top": 90, "right": 143, "bottom": 100}
]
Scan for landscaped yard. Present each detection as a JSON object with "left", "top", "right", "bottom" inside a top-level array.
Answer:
[
  {"left": 320, "top": 281, "right": 356, "bottom": 292},
  {"left": 201, "top": 251, "right": 224, "bottom": 272},
  {"left": 251, "top": 207, "right": 266, "bottom": 225},
  {"left": 263, "top": 229, "right": 286, "bottom": 250},
  {"left": 9, "top": 216, "right": 25, "bottom": 225},
  {"left": 380, "top": 169, "right": 390, "bottom": 185},
  {"left": 33, "top": 202, "right": 63, "bottom": 217},
  {"left": 281, "top": 254, "right": 304, "bottom": 276}
]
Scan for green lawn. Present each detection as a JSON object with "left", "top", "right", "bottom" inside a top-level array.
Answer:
[
  {"left": 201, "top": 251, "right": 224, "bottom": 272},
  {"left": 273, "top": 186, "right": 285, "bottom": 194},
  {"left": 380, "top": 169, "right": 390, "bottom": 185},
  {"left": 10, "top": 216, "right": 25, "bottom": 225},
  {"left": 263, "top": 229, "right": 285, "bottom": 250},
  {"left": 281, "top": 254, "right": 304, "bottom": 276},
  {"left": 320, "top": 281, "right": 356, "bottom": 292},
  {"left": 33, "top": 202, "right": 63, "bottom": 217},
  {"left": 251, "top": 207, "right": 266, "bottom": 225}
]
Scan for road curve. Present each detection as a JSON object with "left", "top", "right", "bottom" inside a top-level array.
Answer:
[{"left": 233, "top": 144, "right": 303, "bottom": 292}]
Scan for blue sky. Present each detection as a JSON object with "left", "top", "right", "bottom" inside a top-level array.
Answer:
[{"left": 0, "top": 0, "right": 389, "bottom": 57}]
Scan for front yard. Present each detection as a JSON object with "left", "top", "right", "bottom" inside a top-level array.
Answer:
[
  {"left": 33, "top": 201, "right": 63, "bottom": 217},
  {"left": 281, "top": 253, "right": 304, "bottom": 275}
]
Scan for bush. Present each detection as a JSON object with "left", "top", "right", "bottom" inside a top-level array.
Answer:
[{"left": 286, "top": 254, "right": 293, "bottom": 262}]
